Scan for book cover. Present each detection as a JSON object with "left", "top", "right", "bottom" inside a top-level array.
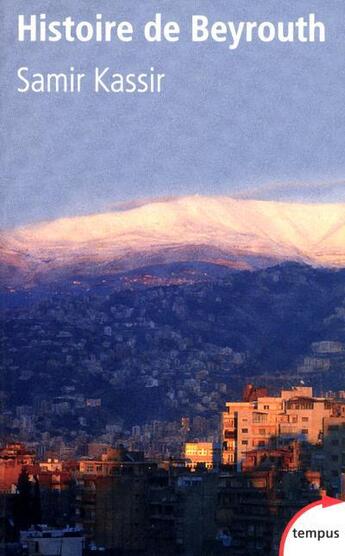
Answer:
[{"left": 1, "top": 1, "right": 345, "bottom": 554}]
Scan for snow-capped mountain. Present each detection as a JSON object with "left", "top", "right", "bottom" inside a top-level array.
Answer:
[{"left": 1, "top": 196, "right": 345, "bottom": 287}]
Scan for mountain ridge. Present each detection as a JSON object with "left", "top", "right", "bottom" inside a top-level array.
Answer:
[{"left": 1, "top": 196, "right": 345, "bottom": 288}]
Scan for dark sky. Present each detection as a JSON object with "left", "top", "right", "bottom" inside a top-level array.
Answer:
[{"left": 1, "top": 0, "right": 345, "bottom": 228}]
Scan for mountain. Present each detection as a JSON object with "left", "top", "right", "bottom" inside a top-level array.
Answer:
[
  {"left": 1, "top": 196, "right": 345, "bottom": 288},
  {"left": 2, "top": 263, "right": 345, "bottom": 430}
]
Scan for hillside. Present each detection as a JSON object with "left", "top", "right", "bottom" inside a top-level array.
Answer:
[{"left": 1, "top": 263, "right": 345, "bottom": 436}]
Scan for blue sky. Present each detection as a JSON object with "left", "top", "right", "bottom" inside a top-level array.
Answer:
[{"left": 1, "top": 0, "right": 345, "bottom": 227}]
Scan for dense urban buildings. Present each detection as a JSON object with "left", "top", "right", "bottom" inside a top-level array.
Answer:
[
  {"left": 2, "top": 265, "right": 345, "bottom": 456},
  {"left": 1, "top": 385, "right": 345, "bottom": 554}
]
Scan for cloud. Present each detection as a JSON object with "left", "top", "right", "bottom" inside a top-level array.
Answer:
[{"left": 234, "top": 181, "right": 345, "bottom": 203}]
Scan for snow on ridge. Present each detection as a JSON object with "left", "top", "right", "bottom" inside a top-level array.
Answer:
[{"left": 1, "top": 196, "right": 345, "bottom": 276}]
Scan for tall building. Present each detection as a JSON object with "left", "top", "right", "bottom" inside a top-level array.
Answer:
[
  {"left": 216, "top": 467, "right": 322, "bottom": 556},
  {"left": 322, "top": 416, "right": 345, "bottom": 495},
  {"left": 221, "top": 386, "right": 336, "bottom": 467}
]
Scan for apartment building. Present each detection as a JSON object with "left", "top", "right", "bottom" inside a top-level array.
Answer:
[
  {"left": 322, "top": 416, "right": 345, "bottom": 494},
  {"left": 20, "top": 526, "right": 84, "bottom": 556},
  {"left": 221, "top": 386, "right": 336, "bottom": 467},
  {"left": 216, "top": 467, "right": 322, "bottom": 556},
  {"left": 184, "top": 442, "right": 221, "bottom": 469}
]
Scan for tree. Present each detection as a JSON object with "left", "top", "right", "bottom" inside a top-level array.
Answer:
[{"left": 13, "top": 469, "right": 34, "bottom": 531}]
